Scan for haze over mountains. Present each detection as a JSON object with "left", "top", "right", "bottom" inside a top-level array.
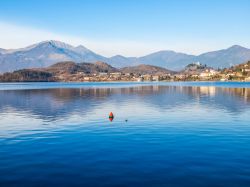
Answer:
[{"left": 1, "top": 40, "right": 250, "bottom": 73}]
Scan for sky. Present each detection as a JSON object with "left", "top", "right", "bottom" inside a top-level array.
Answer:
[{"left": 0, "top": 0, "right": 250, "bottom": 57}]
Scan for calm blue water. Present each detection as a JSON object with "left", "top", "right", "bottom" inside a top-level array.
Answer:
[{"left": 0, "top": 82, "right": 250, "bottom": 187}]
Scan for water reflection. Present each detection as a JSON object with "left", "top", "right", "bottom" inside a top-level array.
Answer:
[
  {"left": 1, "top": 85, "right": 250, "bottom": 186},
  {"left": 0, "top": 86, "right": 249, "bottom": 119},
  {"left": 0, "top": 85, "right": 250, "bottom": 138}
]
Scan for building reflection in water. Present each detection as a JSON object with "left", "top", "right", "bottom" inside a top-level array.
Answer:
[{"left": 0, "top": 85, "right": 249, "bottom": 120}]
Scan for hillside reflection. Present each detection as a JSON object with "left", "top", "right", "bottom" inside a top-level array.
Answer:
[{"left": 0, "top": 86, "right": 250, "bottom": 120}]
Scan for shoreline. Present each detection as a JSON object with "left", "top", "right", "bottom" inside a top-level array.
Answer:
[
  {"left": 1, "top": 81, "right": 250, "bottom": 91},
  {"left": 1, "top": 80, "right": 250, "bottom": 83}
]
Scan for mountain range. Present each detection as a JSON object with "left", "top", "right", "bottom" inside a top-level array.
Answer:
[
  {"left": 121, "top": 64, "right": 173, "bottom": 75},
  {"left": 0, "top": 61, "right": 174, "bottom": 82},
  {"left": 1, "top": 40, "right": 250, "bottom": 73}
]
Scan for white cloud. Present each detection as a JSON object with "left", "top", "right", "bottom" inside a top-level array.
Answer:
[
  {"left": 0, "top": 21, "right": 167, "bottom": 57},
  {"left": 0, "top": 22, "right": 81, "bottom": 48},
  {"left": 0, "top": 21, "right": 248, "bottom": 57}
]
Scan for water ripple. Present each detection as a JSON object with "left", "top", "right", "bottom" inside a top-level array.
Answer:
[{"left": 0, "top": 83, "right": 250, "bottom": 186}]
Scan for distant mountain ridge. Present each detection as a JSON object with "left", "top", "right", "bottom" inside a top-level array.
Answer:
[
  {"left": 34, "top": 61, "right": 173, "bottom": 76},
  {"left": 121, "top": 64, "right": 174, "bottom": 75},
  {"left": 1, "top": 61, "right": 250, "bottom": 82},
  {"left": 0, "top": 61, "right": 118, "bottom": 82},
  {"left": 0, "top": 61, "right": 174, "bottom": 82},
  {"left": 1, "top": 40, "right": 250, "bottom": 73},
  {"left": 44, "top": 61, "right": 118, "bottom": 74}
]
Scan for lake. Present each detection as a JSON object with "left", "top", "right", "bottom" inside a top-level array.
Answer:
[{"left": 0, "top": 82, "right": 250, "bottom": 187}]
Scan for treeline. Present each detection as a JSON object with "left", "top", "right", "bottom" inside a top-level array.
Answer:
[{"left": 0, "top": 70, "right": 55, "bottom": 82}]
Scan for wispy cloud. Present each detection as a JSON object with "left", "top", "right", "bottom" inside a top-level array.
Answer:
[
  {"left": 0, "top": 21, "right": 170, "bottom": 57},
  {"left": 0, "top": 21, "right": 248, "bottom": 57}
]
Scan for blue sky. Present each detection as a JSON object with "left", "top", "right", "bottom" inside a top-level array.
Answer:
[{"left": 0, "top": 0, "right": 249, "bottom": 56}]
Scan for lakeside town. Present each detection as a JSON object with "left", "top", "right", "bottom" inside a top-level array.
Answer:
[
  {"left": 65, "top": 61, "right": 250, "bottom": 82},
  {"left": 0, "top": 61, "right": 250, "bottom": 82}
]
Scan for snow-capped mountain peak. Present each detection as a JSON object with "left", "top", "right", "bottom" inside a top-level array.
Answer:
[{"left": 0, "top": 41, "right": 250, "bottom": 73}]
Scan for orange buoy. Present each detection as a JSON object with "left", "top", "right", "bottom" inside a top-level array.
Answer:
[{"left": 109, "top": 112, "right": 114, "bottom": 122}]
